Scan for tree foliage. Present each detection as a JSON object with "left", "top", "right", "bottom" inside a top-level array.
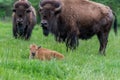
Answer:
[
  {"left": 93, "top": 0, "right": 120, "bottom": 13},
  {"left": 0, "top": 0, "right": 119, "bottom": 21}
]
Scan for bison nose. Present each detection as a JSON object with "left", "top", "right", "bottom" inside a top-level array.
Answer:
[
  {"left": 17, "top": 18, "right": 23, "bottom": 23},
  {"left": 41, "top": 20, "right": 48, "bottom": 27},
  {"left": 32, "top": 52, "right": 35, "bottom": 56},
  {"left": 41, "top": 22, "right": 48, "bottom": 27}
]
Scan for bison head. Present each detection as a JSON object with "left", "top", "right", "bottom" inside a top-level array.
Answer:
[
  {"left": 13, "top": 1, "right": 31, "bottom": 34},
  {"left": 39, "top": 0, "right": 62, "bottom": 36}
]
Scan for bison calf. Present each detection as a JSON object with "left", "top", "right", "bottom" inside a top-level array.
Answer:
[
  {"left": 29, "top": 44, "right": 64, "bottom": 60},
  {"left": 12, "top": 0, "right": 36, "bottom": 40}
]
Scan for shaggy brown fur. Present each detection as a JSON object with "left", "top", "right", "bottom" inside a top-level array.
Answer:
[
  {"left": 29, "top": 44, "right": 64, "bottom": 60},
  {"left": 12, "top": 0, "right": 36, "bottom": 40},
  {"left": 39, "top": 0, "right": 117, "bottom": 55}
]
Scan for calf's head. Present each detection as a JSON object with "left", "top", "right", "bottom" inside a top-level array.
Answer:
[
  {"left": 29, "top": 44, "right": 41, "bottom": 58},
  {"left": 39, "top": 1, "right": 62, "bottom": 36}
]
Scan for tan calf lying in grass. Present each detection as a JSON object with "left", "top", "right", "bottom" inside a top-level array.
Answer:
[{"left": 29, "top": 44, "right": 64, "bottom": 60}]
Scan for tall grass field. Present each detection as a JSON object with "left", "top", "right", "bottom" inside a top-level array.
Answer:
[{"left": 0, "top": 21, "right": 120, "bottom": 80}]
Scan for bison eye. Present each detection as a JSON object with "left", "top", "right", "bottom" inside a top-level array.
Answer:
[
  {"left": 39, "top": 9, "right": 42, "bottom": 12},
  {"left": 26, "top": 9, "right": 31, "bottom": 13}
]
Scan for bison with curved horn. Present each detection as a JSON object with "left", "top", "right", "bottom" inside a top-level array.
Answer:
[
  {"left": 39, "top": 0, "right": 118, "bottom": 55},
  {"left": 12, "top": 0, "right": 36, "bottom": 40}
]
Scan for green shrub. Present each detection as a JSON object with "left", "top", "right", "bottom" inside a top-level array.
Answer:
[{"left": 0, "top": 0, "right": 119, "bottom": 24}]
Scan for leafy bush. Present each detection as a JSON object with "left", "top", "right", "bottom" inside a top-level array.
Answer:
[{"left": 0, "top": 0, "right": 119, "bottom": 23}]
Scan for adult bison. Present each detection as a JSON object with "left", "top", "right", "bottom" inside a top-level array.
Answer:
[
  {"left": 39, "top": 0, "right": 118, "bottom": 55},
  {"left": 12, "top": 0, "right": 36, "bottom": 40}
]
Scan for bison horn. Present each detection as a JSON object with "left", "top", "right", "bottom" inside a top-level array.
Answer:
[
  {"left": 54, "top": 3, "right": 62, "bottom": 12},
  {"left": 39, "top": 4, "right": 43, "bottom": 10}
]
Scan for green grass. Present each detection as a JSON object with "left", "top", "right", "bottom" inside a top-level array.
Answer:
[{"left": 0, "top": 21, "right": 120, "bottom": 80}]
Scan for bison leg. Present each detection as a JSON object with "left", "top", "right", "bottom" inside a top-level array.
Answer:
[
  {"left": 55, "top": 33, "right": 66, "bottom": 43},
  {"left": 25, "top": 26, "right": 33, "bottom": 40},
  {"left": 66, "top": 32, "right": 79, "bottom": 51},
  {"left": 97, "top": 32, "right": 109, "bottom": 55},
  {"left": 13, "top": 25, "right": 18, "bottom": 38}
]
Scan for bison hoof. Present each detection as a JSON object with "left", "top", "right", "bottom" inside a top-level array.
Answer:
[{"left": 99, "top": 50, "right": 106, "bottom": 56}]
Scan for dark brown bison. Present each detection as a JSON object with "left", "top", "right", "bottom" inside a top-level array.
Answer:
[
  {"left": 39, "top": 0, "right": 118, "bottom": 55},
  {"left": 12, "top": 0, "right": 36, "bottom": 40}
]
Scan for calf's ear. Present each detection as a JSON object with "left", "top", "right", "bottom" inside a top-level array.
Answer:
[{"left": 38, "top": 46, "right": 41, "bottom": 49}]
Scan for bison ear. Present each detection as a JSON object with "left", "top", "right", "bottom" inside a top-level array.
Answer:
[
  {"left": 54, "top": 9, "right": 61, "bottom": 15},
  {"left": 26, "top": 9, "right": 31, "bottom": 13},
  {"left": 12, "top": 9, "right": 16, "bottom": 12}
]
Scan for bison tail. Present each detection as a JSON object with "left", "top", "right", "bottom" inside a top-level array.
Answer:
[
  {"left": 53, "top": 52, "right": 64, "bottom": 59},
  {"left": 113, "top": 12, "right": 118, "bottom": 35}
]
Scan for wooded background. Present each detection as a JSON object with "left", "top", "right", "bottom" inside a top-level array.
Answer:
[{"left": 0, "top": 0, "right": 120, "bottom": 23}]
